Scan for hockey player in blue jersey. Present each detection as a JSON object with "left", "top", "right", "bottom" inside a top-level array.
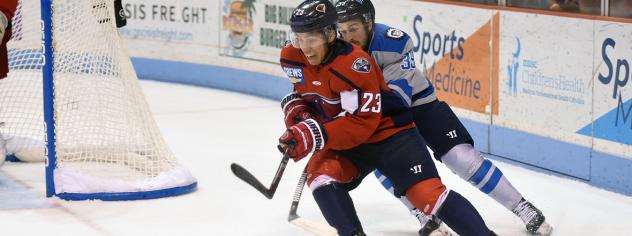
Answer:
[{"left": 335, "top": 1, "right": 553, "bottom": 235}]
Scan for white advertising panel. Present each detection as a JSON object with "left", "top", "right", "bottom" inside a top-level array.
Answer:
[
  {"left": 118, "top": 0, "right": 218, "bottom": 62},
  {"left": 496, "top": 12, "right": 593, "bottom": 146},
  {"left": 374, "top": 0, "right": 496, "bottom": 124},
  {"left": 589, "top": 21, "right": 632, "bottom": 158}
]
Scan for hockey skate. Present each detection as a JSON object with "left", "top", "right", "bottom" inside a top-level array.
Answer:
[
  {"left": 512, "top": 198, "right": 553, "bottom": 235},
  {"left": 350, "top": 231, "right": 366, "bottom": 236},
  {"left": 417, "top": 215, "right": 457, "bottom": 236}
]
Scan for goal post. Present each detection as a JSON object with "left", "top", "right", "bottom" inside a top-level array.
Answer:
[
  {"left": 0, "top": 0, "right": 198, "bottom": 200},
  {"left": 41, "top": 0, "right": 55, "bottom": 198}
]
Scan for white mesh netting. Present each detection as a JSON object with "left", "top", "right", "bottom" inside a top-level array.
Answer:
[{"left": 0, "top": 0, "right": 196, "bottom": 198}]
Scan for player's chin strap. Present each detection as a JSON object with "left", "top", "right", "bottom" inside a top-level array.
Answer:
[
  {"left": 362, "top": 28, "right": 374, "bottom": 52},
  {"left": 320, "top": 39, "right": 343, "bottom": 66}
]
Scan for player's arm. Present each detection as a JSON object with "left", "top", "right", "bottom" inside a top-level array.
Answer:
[
  {"left": 379, "top": 36, "right": 420, "bottom": 107},
  {"left": 278, "top": 68, "right": 382, "bottom": 161},
  {"left": 280, "top": 91, "right": 316, "bottom": 128},
  {"left": 278, "top": 47, "right": 316, "bottom": 127},
  {"left": 321, "top": 66, "right": 382, "bottom": 151}
]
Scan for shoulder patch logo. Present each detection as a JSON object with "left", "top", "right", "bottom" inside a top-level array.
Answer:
[
  {"left": 385, "top": 28, "right": 405, "bottom": 40},
  {"left": 352, "top": 57, "right": 371, "bottom": 73},
  {"left": 282, "top": 66, "right": 304, "bottom": 84}
]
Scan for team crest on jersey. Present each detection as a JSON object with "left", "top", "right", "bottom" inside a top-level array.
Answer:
[
  {"left": 352, "top": 57, "right": 371, "bottom": 73},
  {"left": 283, "top": 66, "right": 304, "bottom": 84},
  {"left": 385, "top": 28, "right": 405, "bottom": 40}
]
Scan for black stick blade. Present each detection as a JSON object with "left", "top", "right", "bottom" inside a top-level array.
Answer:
[{"left": 230, "top": 163, "right": 273, "bottom": 199}]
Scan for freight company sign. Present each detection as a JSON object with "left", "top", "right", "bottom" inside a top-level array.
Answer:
[{"left": 119, "top": 0, "right": 212, "bottom": 44}]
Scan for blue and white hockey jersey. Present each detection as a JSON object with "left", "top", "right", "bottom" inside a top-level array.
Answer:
[{"left": 367, "top": 23, "right": 436, "bottom": 107}]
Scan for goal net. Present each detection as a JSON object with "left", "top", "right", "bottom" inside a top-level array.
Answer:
[{"left": 0, "top": 0, "right": 197, "bottom": 200}]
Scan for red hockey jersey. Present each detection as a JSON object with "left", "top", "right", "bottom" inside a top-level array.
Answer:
[
  {"left": 280, "top": 39, "right": 414, "bottom": 151},
  {"left": 0, "top": 0, "right": 17, "bottom": 21},
  {"left": 0, "top": 0, "right": 18, "bottom": 79}
]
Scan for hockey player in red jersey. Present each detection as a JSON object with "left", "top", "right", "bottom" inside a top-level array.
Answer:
[
  {"left": 0, "top": 0, "right": 17, "bottom": 79},
  {"left": 335, "top": 0, "right": 552, "bottom": 235},
  {"left": 277, "top": 1, "right": 496, "bottom": 235}
]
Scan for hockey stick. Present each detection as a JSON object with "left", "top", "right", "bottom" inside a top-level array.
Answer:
[
  {"left": 230, "top": 152, "right": 290, "bottom": 199},
  {"left": 288, "top": 166, "right": 337, "bottom": 236},
  {"left": 288, "top": 166, "right": 308, "bottom": 221}
]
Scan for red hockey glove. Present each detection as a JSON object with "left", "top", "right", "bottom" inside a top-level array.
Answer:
[
  {"left": 278, "top": 119, "right": 326, "bottom": 162},
  {"left": 281, "top": 92, "right": 315, "bottom": 128}
]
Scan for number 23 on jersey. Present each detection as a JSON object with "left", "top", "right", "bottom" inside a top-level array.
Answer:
[{"left": 361, "top": 92, "right": 381, "bottom": 113}]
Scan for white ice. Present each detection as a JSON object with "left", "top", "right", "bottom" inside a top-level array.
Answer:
[{"left": 1, "top": 80, "right": 631, "bottom": 236}]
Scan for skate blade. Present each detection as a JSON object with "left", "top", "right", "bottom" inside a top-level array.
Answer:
[
  {"left": 532, "top": 221, "right": 553, "bottom": 236},
  {"left": 428, "top": 223, "right": 458, "bottom": 236}
]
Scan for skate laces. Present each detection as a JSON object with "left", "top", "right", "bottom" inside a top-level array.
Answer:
[
  {"left": 513, "top": 200, "right": 538, "bottom": 225},
  {"left": 411, "top": 208, "right": 431, "bottom": 226}
]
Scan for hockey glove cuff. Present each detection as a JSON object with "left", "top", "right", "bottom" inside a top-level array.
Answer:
[
  {"left": 281, "top": 91, "right": 315, "bottom": 128},
  {"left": 278, "top": 118, "right": 326, "bottom": 162}
]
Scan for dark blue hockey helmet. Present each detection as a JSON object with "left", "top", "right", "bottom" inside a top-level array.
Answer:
[
  {"left": 290, "top": 0, "right": 338, "bottom": 33},
  {"left": 335, "top": 0, "right": 375, "bottom": 24}
]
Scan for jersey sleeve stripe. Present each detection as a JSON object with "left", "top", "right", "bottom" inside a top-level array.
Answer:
[{"left": 411, "top": 82, "right": 435, "bottom": 103}]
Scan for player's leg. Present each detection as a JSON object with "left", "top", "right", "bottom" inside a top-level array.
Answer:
[
  {"left": 363, "top": 128, "right": 494, "bottom": 236},
  {"left": 443, "top": 144, "right": 551, "bottom": 233},
  {"left": 306, "top": 150, "right": 365, "bottom": 236},
  {"left": 374, "top": 170, "right": 451, "bottom": 236},
  {"left": 414, "top": 100, "right": 551, "bottom": 235},
  {"left": 373, "top": 170, "right": 418, "bottom": 216}
]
